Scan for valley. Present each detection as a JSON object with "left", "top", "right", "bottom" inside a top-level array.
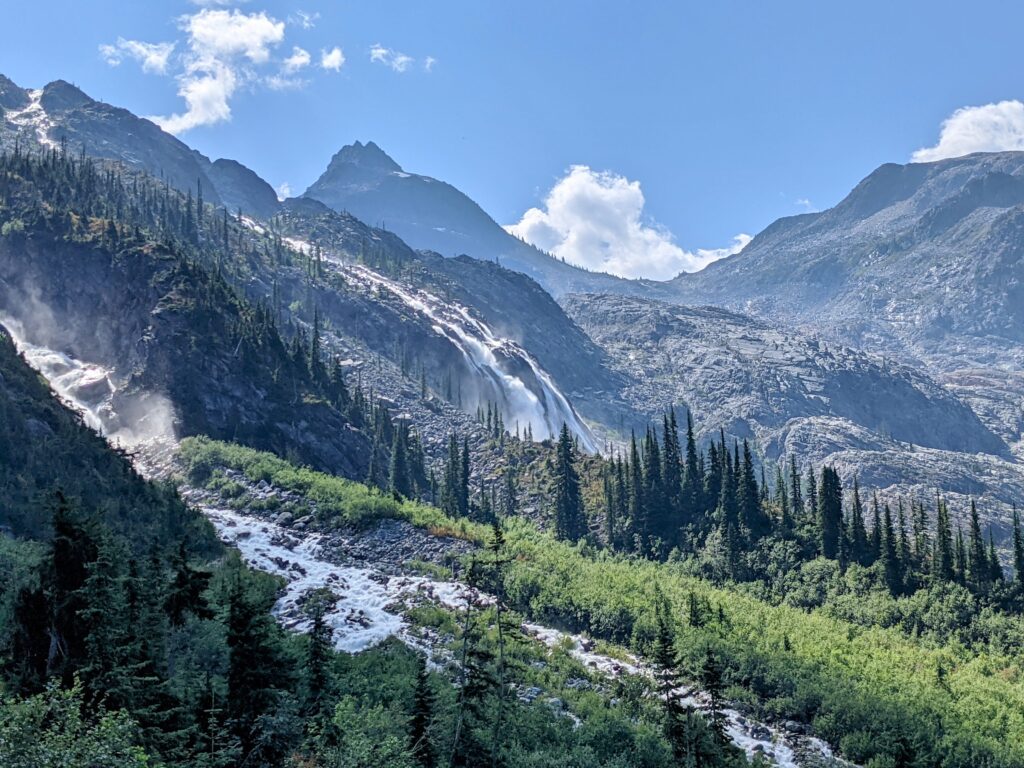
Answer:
[{"left": 1, "top": 68, "right": 1024, "bottom": 768}]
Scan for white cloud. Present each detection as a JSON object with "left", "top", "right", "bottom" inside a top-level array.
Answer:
[
  {"left": 185, "top": 8, "right": 284, "bottom": 64},
  {"left": 289, "top": 10, "right": 319, "bottom": 29},
  {"left": 321, "top": 46, "right": 345, "bottom": 71},
  {"left": 99, "top": 38, "right": 175, "bottom": 74},
  {"left": 282, "top": 46, "right": 311, "bottom": 73},
  {"left": 149, "top": 8, "right": 285, "bottom": 134},
  {"left": 276, "top": 182, "right": 292, "bottom": 201},
  {"left": 795, "top": 197, "right": 816, "bottom": 212},
  {"left": 423, "top": 56, "right": 437, "bottom": 72},
  {"left": 505, "top": 165, "right": 748, "bottom": 280},
  {"left": 370, "top": 44, "right": 414, "bottom": 72},
  {"left": 912, "top": 100, "right": 1024, "bottom": 163}
]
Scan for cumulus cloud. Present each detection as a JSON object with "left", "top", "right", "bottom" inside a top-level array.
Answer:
[
  {"left": 912, "top": 100, "right": 1024, "bottom": 162},
  {"left": 281, "top": 46, "right": 311, "bottom": 73},
  {"left": 423, "top": 56, "right": 437, "bottom": 72},
  {"left": 321, "top": 46, "right": 345, "bottom": 71},
  {"left": 99, "top": 38, "right": 175, "bottom": 74},
  {"left": 505, "top": 165, "right": 748, "bottom": 280},
  {"left": 276, "top": 181, "right": 292, "bottom": 201},
  {"left": 370, "top": 44, "right": 414, "bottom": 72},
  {"left": 145, "top": 8, "right": 285, "bottom": 133}
]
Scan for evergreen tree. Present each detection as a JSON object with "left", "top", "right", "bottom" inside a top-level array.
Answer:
[
  {"left": 818, "top": 467, "right": 843, "bottom": 560},
  {"left": 700, "top": 647, "right": 726, "bottom": 743},
  {"left": 932, "top": 496, "right": 955, "bottom": 583},
  {"left": 681, "top": 411, "right": 702, "bottom": 529},
  {"left": 847, "top": 478, "right": 868, "bottom": 566},
  {"left": 409, "top": 655, "right": 435, "bottom": 768},
  {"left": 304, "top": 594, "right": 333, "bottom": 719},
  {"left": 954, "top": 526, "right": 968, "bottom": 586},
  {"left": 553, "top": 423, "right": 585, "bottom": 541},
  {"left": 789, "top": 455, "right": 803, "bottom": 523},
  {"left": 389, "top": 421, "right": 413, "bottom": 498},
  {"left": 988, "top": 530, "right": 1005, "bottom": 585},
  {"left": 967, "top": 500, "right": 989, "bottom": 591},
  {"left": 738, "top": 440, "right": 766, "bottom": 539},
  {"left": 880, "top": 503, "right": 902, "bottom": 596},
  {"left": 651, "top": 589, "right": 691, "bottom": 762}
]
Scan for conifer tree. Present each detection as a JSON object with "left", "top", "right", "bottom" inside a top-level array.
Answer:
[
  {"left": 651, "top": 589, "right": 690, "bottom": 761},
  {"left": 681, "top": 411, "right": 702, "bottom": 527},
  {"left": 553, "top": 423, "right": 585, "bottom": 541},
  {"left": 1013, "top": 505, "right": 1024, "bottom": 585},
  {"left": 880, "top": 503, "right": 902, "bottom": 595},
  {"left": 410, "top": 655, "right": 435, "bottom": 768},
  {"left": 304, "top": 594, "right": 333, "bottom": 719},
  {"left": 954, "top": 526, "right": 968, "bottom": 586},
  {"left": 988, "top": 530, "right": 1005, "bottom": 585},
  {"left": 739, "top": 440, "right": 766, "bottom": 538},
  {"left": 818, "top": 467, "right": 843, "bottom": 560},
  {"left": 847, "top": 478, "right": 868, "bottom": 565},
  {"left": 700, "top": 647, "right": 726, "bottom": 743},
  {"left": 389, "top": 421, "right": 412, "bottom": 498},
  {"left": 789, "top": 455, "right": 803, "bottom": 523},
  {"left": 932, "top": 497, "right": 955, "bottom": 583},
  {"left": 967, "top": 500, "right": 989, "bottom": 591}
]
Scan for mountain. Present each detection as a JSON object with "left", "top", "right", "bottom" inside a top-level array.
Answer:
[
  {"left": 564, "top": 293, "right": 1022, "bottom": 527},
  {"left": 205, "top": 157, "right": 281, "bottom": 219},
  {"left": 0, "top": 75, "right": 283, "bottom": 220},
  {"left": 302, "top": 141, "right": 641, "bottom": 296},
  {"left": 670, "top": 152, "right": 1024, "bottom": 368}
]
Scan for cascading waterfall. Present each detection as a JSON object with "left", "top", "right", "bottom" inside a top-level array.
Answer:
[
  {"left": 343, "top": 264, "right": 598, "bottom": 452},
  {"left": 2, "top": 318, "right": 176, "bottom": 447}
]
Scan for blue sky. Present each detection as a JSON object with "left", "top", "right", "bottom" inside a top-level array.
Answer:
[{"left": 2, "top": 1, "right": 1022, "bottom": 278}]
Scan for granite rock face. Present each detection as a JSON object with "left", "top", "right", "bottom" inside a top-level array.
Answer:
[{"left": 564, "top": 293, "right": 1022, "bottom": 527}]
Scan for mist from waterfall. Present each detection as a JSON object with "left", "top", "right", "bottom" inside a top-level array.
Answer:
[{"left": 1, "top": 315, "right": 176, "bottom": 447}]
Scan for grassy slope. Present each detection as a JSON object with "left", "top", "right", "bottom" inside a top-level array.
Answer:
[{"left": 180, "top": 437, "right": 1024, "bottom": 767}]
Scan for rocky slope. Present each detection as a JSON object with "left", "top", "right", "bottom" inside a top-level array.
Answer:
[{"left": 564, "top": 293, "right": 1022, "bottom": 530}]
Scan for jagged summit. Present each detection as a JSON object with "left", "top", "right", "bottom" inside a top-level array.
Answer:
[
  {"left": 326, "top": 140, "right": 403, "bottom": 174},
  {"left": 302, "top": 140, "right": 634, "bottom": 296}
]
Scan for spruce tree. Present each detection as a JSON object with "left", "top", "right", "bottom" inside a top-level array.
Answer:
[
  {"left": 932, "top": 497, "right": 955, "bottom": 583},
  {"left": 681, "top": 411, "right": 702, "bottom": 527},
  {"left": 880, "top": 503, "right": 902, "bottom": 596},
  {"left": 739, "top": 440, "right": 767, "bottom": 538},
  {"left": 389, "top": 421, "right": 412, "bottom": 498},
  {"left": 847, "top": 478, "right": 868, "bottom": 565},
  {"left": 700, "top": 647, "right": 726, "bottom": 743},
  {"left": 789, "top": 455, "right": 803, "bottom": 523},
  {"left": 967, "top": 500, "right": 989, "bottom": 591},
  {"left": 818, "top": 467, "right": 843, "bottom": 560},
  {"left": 1013, "top": 505, "right": 1024, "bottom": 585},
  {"left": 553, "top": 423, "right": 585, "bottom": 541},
  {"left": 987, "top": 529, "right": 1004, "bottom": 584},
  {"left": 410, "top": 655, "right": 435, "bottom": 768}
]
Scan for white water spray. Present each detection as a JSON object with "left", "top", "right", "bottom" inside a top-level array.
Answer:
[{"left": 342, "top": 263, "right": 597, "bottom": 451}]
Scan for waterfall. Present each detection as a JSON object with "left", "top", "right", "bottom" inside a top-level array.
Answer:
[
  {"left": 2, "top": 318, "right": 176, "bottom": 447},
  {"left": 343, "top": 264, "right": 597, "bottom": 452}
]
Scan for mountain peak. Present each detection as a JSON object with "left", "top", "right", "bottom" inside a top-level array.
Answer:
[
  {"left": 0, "top": 73, "right": 30, "bottom": 111},
  {"left": 40, "top": 79, "right": 94, "bottom": 113},
  {"left": 327, "top": 140, "right": 402, "bottom": 174}
]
